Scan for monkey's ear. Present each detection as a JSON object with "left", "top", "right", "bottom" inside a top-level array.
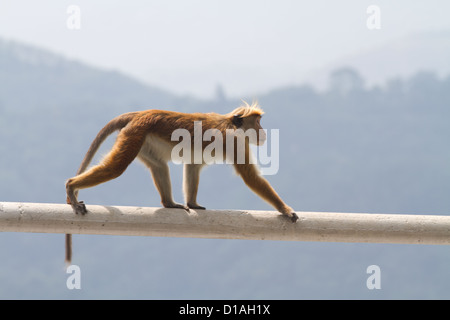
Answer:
[{"left": 232, "top": 115, "right": 243, "bottom": 127}]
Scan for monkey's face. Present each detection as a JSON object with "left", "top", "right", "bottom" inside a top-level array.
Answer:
[{"left": 242, "top": 115, "right": 266, "bottom": 146}]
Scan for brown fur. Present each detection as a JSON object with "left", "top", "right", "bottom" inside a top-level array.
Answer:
[{"left": 65, "top": 103, "right": 297, "bottom": 264}]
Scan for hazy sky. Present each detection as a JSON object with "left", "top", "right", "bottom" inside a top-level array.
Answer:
[{"left": 1, "top": 0, "right": 450, "bottom": 97}]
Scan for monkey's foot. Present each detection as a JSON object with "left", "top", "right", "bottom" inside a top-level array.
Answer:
[
  {"left": 285, "top": 212, "right": 299, "bottom": 223},
  {"left": 187, "top": 203, "right": 206, "bottom": 210},
  {"left": 72, "top": 201, "right": 87, "bottom": 215},
  {"left": 163, "top": 202, "right": 190, "bottom": 212}
]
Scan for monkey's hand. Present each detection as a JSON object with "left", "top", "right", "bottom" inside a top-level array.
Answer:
[
  {"left": 289, "top": 212, "right": 299, "bottom": 223},
  {"left": 163, "top": 202, "right": 190, "bottom": 212},
  {"left": 282, "top": 211, "right": 298, "bottom": 223},
  {"left": 187, "top": 203, "right": 206, "bottom": 210},
  {"left": 279, "top": 204, "right": 299, "bottom": 223}
]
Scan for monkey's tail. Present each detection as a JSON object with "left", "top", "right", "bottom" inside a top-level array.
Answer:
[
  {"left": 65, "top": 234, "right": 72, "bottom": 267},
  {"left": 65, "top": 111, "right": 138, "bottom": 267},
  {"left": 76, "top": 111, "right": 140, "bottom": 175}
]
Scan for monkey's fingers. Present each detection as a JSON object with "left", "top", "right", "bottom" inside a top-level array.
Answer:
[
  {"left": 164, "top": 203, "right": 190, "bottom": 212},
  {"left": 283, "top": 212, "right": 298, "bottom": 223},
  {"left": 187, "top": 203, "right": 206, "bottom": 210},
  {"left": 72, "top": 201, "right": 88, "bottom": 215}
]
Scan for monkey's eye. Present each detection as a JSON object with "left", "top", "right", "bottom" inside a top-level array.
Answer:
[{"left": 232, "top": 115, "right": 243, "bottom": 127}]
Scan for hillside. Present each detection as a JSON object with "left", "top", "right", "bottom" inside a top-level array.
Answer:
[
  {"left": 307, "top": 30, "right": 450, "bottom": 90},
  {"left": 0, "top": 38, "right": 183, "bottom": 112},
  {"left": 0, "top": 39, "right": 449, "bottom": 299}
]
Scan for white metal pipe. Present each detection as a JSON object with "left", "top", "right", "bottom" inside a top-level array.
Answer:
[{"left": 0, "top": 202, "right": 449, "bottom": 245}]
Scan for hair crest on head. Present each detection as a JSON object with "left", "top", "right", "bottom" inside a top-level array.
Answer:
[{"left": 228, "top": 100, "right": 264, "bottom": 119}]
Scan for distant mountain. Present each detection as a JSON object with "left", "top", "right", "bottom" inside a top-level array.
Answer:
[
  {"left": 0, "top": 38, "right": 200, "bottom": 114},
  {"left": 307, "top": 30, "right": 450, "bottom": 90}
]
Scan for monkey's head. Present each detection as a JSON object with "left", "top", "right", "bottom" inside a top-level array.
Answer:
[{"left": 230, "top": 102, "right": 267, "bottom": 146}]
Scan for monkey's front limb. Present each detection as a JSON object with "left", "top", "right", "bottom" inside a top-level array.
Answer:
[
  {"left": 234, "top": 163, "right": 298, "bottom": 223},
  {"left": 183, "top": 164, "right": 206, "bottom": 210}
]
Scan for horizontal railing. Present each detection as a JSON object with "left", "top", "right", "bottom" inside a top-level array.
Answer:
[{"left": 0, "top": 202, "right": 449, "bottom": 245}]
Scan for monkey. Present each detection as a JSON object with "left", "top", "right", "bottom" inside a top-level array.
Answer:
[{"left": 65, "top": 102, "right": 298, "bottom": 264}]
